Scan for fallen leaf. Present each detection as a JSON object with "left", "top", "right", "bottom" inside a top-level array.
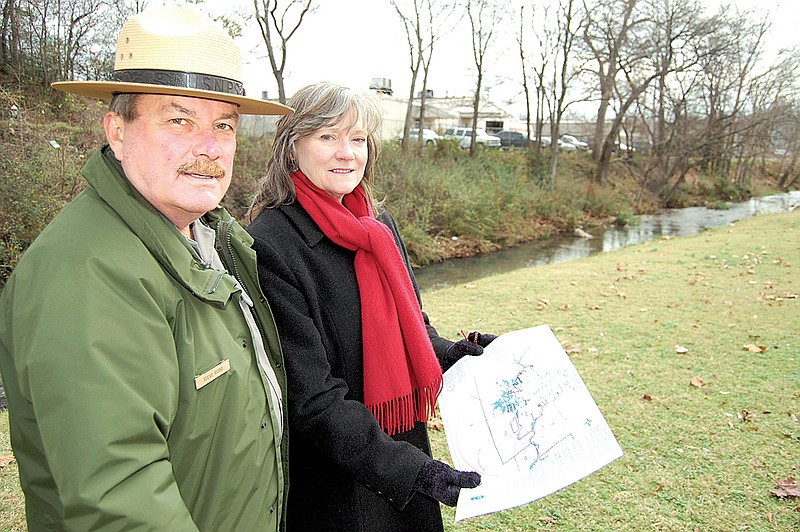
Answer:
[
  {"left": 463, "top": 283, "right": 477, "bottom": 289},
  {"left": 559, "top": 304, "right": 571, "bottom": 311},
  {"left": 538, "top": 516, "right": 558, "bottom": 525},
  {"left": 562, "top": 343, "right": 581, "bottom": 354},
  {"left": 641, "top": 394, "right": 652, "bottom": 401},
  {"left": 742, "top": 344, "right": 767, "bottom": 353},
  {"left": 426, "top": 418, "right": 444, "bottom": 431},
  {"left": 738, "top": 409, "right": 754, "bottom": 422},
  {"left": 690, "top": 376, "right": 706, "bottom": 388},
  {"left": 675, "top": 345, "right": 689, "bottom": 354},
  {"left": 0, "top": 454, "right": 15, "bottom": 468},
  {"left": 770, "top": 478, "right": 800, "bottom": 499}
]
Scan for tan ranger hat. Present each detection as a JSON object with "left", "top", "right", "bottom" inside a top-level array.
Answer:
[{"left": 52, "top": 6, "right": 292, "bottom": 116}]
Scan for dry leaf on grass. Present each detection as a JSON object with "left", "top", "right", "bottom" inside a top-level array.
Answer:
[
  {"left": 770, "top": 478, "right": 800, "bottom": 499},
  {"left": 743, "top": 344, "right": 767, "bottom": 353},
  {"left": 690, "top": 376, "right": 706, "bottom": 388},
  {"left": 426, "top": 418, "right": 444, "bottom": 431},
  {"left": 675, "top": 345, "right": 689, "bottom": 354},
  {"left": 0, "top": 454, "right": 16, "bottom": 468},
  {"left": 738, "top": 409, "right": 754, "bottom": 422},
  {"left": 562, "top": 343, "right": 581, "bottom": 354}
]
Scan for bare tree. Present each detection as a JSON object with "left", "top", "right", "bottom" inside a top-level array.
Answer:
[
  {"left": 517, "top": 5, "right": 532, "bottom": 148},
  {"left": 581, "top": 0, "right": 643, "bottom": 169},
  {"left": 1, "top": 0, "right": 20, "bottom": 73},
  {"left": 392, "top": 0, "right": 424, "bottom": 151},
  {"left": 392, "top": 0, "right": 458, "bottom": 151},
  {"left": 3, "top": 0, "right": 125, "bottom": 87},
  {"left": 253, "top": 0, "right": 315, "bottom": 104},
  {"left": 466, "top": 0, "right": 505, "bottom": 156},
  {"left": 543, "top": 0, "right": 582, "bottom": 188},
  {"left": 526, "top": 1, "right": 558, "bottom": 155}
]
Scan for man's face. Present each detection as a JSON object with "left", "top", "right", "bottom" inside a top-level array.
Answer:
[{"left": 106, "top": 94, "right": 239, "bottom": 235}]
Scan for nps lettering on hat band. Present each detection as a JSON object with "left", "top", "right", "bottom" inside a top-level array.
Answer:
[{"left": 112, "top": 69, "right": 246, "bottom": 96}]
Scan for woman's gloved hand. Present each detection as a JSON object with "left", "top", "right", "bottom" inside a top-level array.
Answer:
[
  {"left": 413, "top": 459, "right": 481, "bottom": 506},
  {"left": 466, "top": 331, "right": 497, "bottom": 347},
  {"left": 440, "top": 331, "right": 498, "bottom": 372}
]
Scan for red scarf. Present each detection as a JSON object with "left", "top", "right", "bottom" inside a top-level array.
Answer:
[{"left": 291, "top": 170, "right": 442, "bottom": 435}]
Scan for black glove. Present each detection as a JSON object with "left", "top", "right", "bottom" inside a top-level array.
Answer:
[
  {"left": 413, "top": 459, "right": 481, "bottom": 507},
  {"left": 440, "top": 331, "right": 498, "bottom": 372},
  {"left": 467, "top": 331, "right": 497, "bottom": 347}
]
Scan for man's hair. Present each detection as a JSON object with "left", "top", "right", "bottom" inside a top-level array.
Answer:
[
  {"left": 246, "top": 82, "right": 383, "bottom": 222},
  {"left": 109, "top": 93, "right": 143, "bottom": 121}
]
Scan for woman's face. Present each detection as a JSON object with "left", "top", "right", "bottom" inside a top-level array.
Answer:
[{"left": 294, "top": 113, "right": 368, "bottom": 202}]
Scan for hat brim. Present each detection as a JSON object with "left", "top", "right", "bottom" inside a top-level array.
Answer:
[{"left": 52, "top": 81, "right": 293, "bottom": 116}]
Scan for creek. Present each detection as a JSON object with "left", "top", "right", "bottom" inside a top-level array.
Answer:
[{"left": 413, "top": 190, "right": 800, "bottom": 293}]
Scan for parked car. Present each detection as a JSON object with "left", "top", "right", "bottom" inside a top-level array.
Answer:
[
  {"left": 560, "top": 134, "right": 590, "bottom": 151},
  {"left": 443, "top": 126, "right": 502, "bottom": 149},
  {"left": 557, "top": 139, "right": 578, "bottom": 152},
  {"left": 496, "top": 130, "right": 529, "bottom": 149},
  {"left": 397, "top": 128, "right": 441, "bottom": 146}
]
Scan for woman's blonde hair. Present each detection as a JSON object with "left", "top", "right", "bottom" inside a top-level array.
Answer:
[{"left": 246, "top": 81, "right": 383, "bottom": 222}]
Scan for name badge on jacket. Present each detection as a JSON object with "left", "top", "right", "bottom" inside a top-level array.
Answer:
[{"left": 194, "top": 359, "right": 230, "bottom": 390}]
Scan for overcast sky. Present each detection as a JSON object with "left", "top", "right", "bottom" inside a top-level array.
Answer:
[{"left": 225, "top": 0, "right": 800, "bottom": 119}]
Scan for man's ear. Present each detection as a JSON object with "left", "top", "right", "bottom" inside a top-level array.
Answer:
[{"left": 104, "top": 112, "right": 125, "bottom": 160}]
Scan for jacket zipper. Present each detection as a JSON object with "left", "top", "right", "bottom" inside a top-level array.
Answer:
[{"left": 217, "top": 219, "right": 284, "bottom": 434}]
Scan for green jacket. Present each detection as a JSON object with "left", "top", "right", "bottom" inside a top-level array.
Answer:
[{"left": 0, "top": 147, "right": 288, "bottom": 531}]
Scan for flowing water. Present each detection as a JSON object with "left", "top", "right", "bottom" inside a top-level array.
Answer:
[{"left": 413, "top": 191, "right": 800, "bottom": 292}]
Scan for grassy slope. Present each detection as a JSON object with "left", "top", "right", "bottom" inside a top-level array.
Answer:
[{"left": 1, "top": 210, "right": 798, "bottom": 530}]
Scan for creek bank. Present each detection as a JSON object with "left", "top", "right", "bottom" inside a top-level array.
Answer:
[{"left": 414, "top": 213, "right": 620, "bottom": 267}]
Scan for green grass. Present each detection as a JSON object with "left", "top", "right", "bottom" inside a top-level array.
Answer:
[
  {"left": 2, "top": 210, "right": 798, "bottom": 530},
  {"left": 423, "top": 210, "right": 800, "bottom": 530}
]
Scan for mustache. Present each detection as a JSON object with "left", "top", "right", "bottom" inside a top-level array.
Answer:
[{"left": 177, "top": 160, "right": 226, "bottom": 179}]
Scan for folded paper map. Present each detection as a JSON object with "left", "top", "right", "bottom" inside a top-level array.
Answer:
[{"left": 438, "top": 325, "right": 623, "bottom": 521}]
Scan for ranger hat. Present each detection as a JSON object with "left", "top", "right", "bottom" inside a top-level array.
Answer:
[{"left": 52, "top": 6, "right": 292, "bottom": 116}]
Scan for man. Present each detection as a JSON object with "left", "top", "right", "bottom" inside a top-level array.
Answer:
[{"left": 0, "top": 7, "right": 292, "bottom": 530}]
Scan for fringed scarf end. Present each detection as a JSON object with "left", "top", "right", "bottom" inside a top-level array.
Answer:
[{"left": 368, "top": 378, "right": 443, "bottom": 436}]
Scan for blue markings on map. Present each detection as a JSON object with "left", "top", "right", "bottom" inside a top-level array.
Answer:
[{"left": 483, "top": 355, "right": 578, "bottom": 470}]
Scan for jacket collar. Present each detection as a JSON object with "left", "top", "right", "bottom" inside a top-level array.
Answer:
[
  {"left": 277, "top": 201, "right": 327, "bottom": 248},
  {"left": 81, "top": 146, "right": 240, "bottom": 306}
]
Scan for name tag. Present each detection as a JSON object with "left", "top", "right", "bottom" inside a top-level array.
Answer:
[{"left": 194, "top": 359, "right": 230, "bottom": 390}]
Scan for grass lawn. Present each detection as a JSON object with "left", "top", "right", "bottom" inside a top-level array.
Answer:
[
  {"left": 2, "top": 209, "right": 799, "bottom": 530},
  {"left": 423, "top": 209, "right": 799, "bottom": 531}
]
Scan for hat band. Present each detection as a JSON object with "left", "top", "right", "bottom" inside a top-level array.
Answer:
[{"left": 112, "top": 69, "right": 245, "bottom": 96}]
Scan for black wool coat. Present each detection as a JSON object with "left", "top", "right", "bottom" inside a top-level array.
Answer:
[{"left": 248, "top": 202, "right": 455, "bottom": 532}]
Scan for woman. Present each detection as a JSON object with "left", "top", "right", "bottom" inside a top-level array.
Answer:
[{"left": 246, "top": 82, "right": 495, "bottom": 531}]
